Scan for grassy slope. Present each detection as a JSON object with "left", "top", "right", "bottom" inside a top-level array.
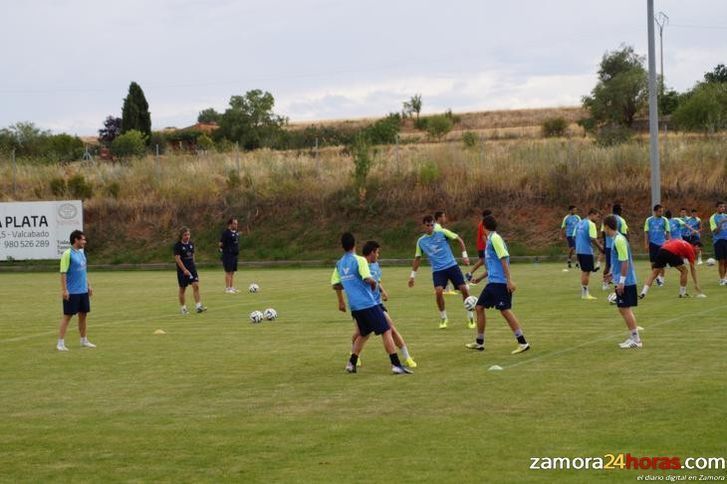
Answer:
[{"left": 1, "top": 262, "right": 725, "bottom": 482}]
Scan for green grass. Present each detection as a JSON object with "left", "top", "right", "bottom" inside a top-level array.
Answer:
[{"left": 1, "top": 262, "right": 725, "bottom": 482}]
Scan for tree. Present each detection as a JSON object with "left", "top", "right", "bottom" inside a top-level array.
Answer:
[
  {"left": 98, "top": 116, "right": 122, "bottom": 145},
  {"left": 672, "top": 83, "right": 727, "bottom": 133},
  {"left": 111, "top": 130, "right": 147, "bottom": 158},
  {"left": 197, "top": 108, "right": 221, "bottom": 124},
  {"left": 215, "top": 90, "right": 287, "bottom": 150},
  {"left": 704, "top": 64, "right": 727, "bottom": 84},
  {"left": 121, "top": 82, "right": 152, "bottom": 141},
  {"left": 582, "top": 46, "right": 648, "bottom": 130},
  {"left": 403, "top": 94, "right": 422, "bottom": 120},
  {"left": 426, "top": 115, "right": 453, "bottom": 140}
]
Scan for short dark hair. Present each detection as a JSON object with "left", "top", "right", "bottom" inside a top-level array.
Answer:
[
  {"left": 422, "top": 215, "right": 434, "bottom": 224},
  {"left": 482, "top": 209, "right": 492, "bottom": 218},
  {"left": 341, "top": 232, "right": 355, "bottom": 251},
  {"left": 603, "top": 215, "right": 618, "bottom": 231},
  {"left": 665, "top": 210, "right": 672, "bottom": 219},
  {"left": 691, "top": 209, "right": 698, "bottom": 213},
  {"left": 612, "top": 203, "right": 622, "bottom": 215},
  {"left": 568, "top": 205, "right": 576, "bottom": 210},
  {"left": 434, "top": 211, "right": 445, "bottom": 220},
  {"left": 588, "top": 208, "right": 600, "bottom": 215},
  {"left": 178, "top": 227, "right": 190, "bottom": 241},
  {"left": 680, "top": 207, "right": 687, "bottom": 212},
  {"left": 483, "top": 215, "right": 497, "bottom": 231},
  {"left": 227, "top": 217, "right": 237, "bottom": 226},
  {"left": 69, "top": 230, "right": 85, "bottom": 245},
  {"left": 362, "top": 240, "right": 380, "bottom": 256},
  {"left": 717, "top": 201, "right": 726, "bottom": 207},
  {"left": 653, "top": 204, "right": 663, "bottom": 211}
]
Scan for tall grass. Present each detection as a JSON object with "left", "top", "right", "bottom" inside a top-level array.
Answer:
[{"left": 0, "top": 134, "right": 725, "bottom": 261}]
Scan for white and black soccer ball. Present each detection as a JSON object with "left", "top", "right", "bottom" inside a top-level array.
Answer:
[
  {"left": 263, "top": 308, "right": 278, "bottom": 321},
  {"left": 608, "top": 292, "right": 618, "bottom": 305},
  {"left": 249, "top": 310, "right": 264, "bottom": 324},
  {"left": 463, "top": 295, "right": 478, "bottom": 311},
  {"left": 248, "top": 283, "right": 260, "bottom": 293},
  {"left": 706, "top": 257, "right": 716, "bottom": 267}
]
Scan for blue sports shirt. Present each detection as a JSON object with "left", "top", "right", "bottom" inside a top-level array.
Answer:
[
  {"left": 369, "top": 261, "right": 383, "bottom": 304},
  {"left": 485, "top": 232, "right": 510, "bottom": 284},
  {"left": 561, "top": 214, "right": 581, "bottom": 238},
  {"left": 331, "top": 252, "right": 377, "bottom": 311},
  {"left": 602, "top": 215, "right": 628, "bottom": 249},
  {"left": 60, "top": 248, "right": 88, "bottom": 294},
  {"left": 686, "top": 217, "right": 701, "bottom": 239},
  {"left": 610, "top": 233, "right": 637, "bottom": 287},
  {"left": 710, "top": 213, "right": 727, "bottom": 241},
  {"left": 415, "top": 227, "right": 459, "bottom": 272},
  {"left": 575, "top": 219, "right": 597, "bottom": 255},
  {"left": 644, "top": 216, "right": 670, "bottom": 245},
  {"left": 668, "top": 218, "right": 685, "bottom": 240}
]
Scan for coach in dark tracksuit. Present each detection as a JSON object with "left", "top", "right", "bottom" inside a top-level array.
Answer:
[{"left": 219, "top": 218, "right": 240, "bottom": 293}]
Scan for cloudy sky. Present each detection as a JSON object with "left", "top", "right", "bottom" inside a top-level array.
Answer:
[{"left": 1, "top": 0, "right": 725, "bottom": 135}]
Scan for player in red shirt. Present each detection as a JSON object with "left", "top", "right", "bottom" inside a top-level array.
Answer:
[
  {"left": 640, "top": 239, "right": 705, "bottom": 299},
  {"left": 467, "top": 210, "right": 492, "bottom": 283}
]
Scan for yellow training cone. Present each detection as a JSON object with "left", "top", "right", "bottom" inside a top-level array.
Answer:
[{"left": 154, "top": 329, "right": 167, "bottom": 335}]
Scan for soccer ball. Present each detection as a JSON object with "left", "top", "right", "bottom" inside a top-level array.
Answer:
[
  {"left": 607, "top": 292, "right": 618, "bottom": 304},
  {"left": 263, "top": 308, "right": 278, "bottom": 321},
  {"left": 249, "top": 310, "right": 264, "bottom": 324},
  {"left": 706, "top": 258, "right": 716, "bottom": 267},
  {"left": 463, "top": 295, "right": 478, "bottom": 311},
  {"left": 248, "top": 283, "right": 260, "bottom": 293}
]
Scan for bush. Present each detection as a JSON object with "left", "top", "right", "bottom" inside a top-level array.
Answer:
[
  {"left": 594, "top": 124, "right": 633, "bottom": 146},
  {"left": 542, "top": 117, "right": 568, "bottom": 138},
  {"left": 462, "top": 131, "right": 478, "bottom": 148},
  {"left": 426, "top": 115, "right": 453, "bottom": 140},
  {"left": 351, "top": 135, "right": 372, "bottom": 188},
  {"left": 148, "top": 132, "right": 167, "bottom": 154},
  {"left": 418, "top": 160, "right": 440, "bottom": 186},
  {"left": 49, "top": 177, "right": 66, "bottom": 196},
  {"left": 67, "top": 174, "right": 93, "bottom": 199},
  {"left": 362, "top": 114, "right": 401, "bottom": 145},
  {"left": 197, "top": 134, "right": 215, "bottom": 151},
  {"left": 111, "top": 130, "right": 147, "bottom": 158},
  {"left": 43, "top": 134, "right": 85, "bottom": 162},
  {"left": 105, "top": 182, "right": 121, "bottom": 199},
  {"left": 414, "top": 117, "right": 429, "bottom": 131},
  {"left": 672, "top": 83, "right": 727, "bottom": 133}
]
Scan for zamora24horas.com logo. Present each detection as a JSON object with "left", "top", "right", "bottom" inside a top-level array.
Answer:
[{"left": 530, "top": 453, "right": 726, "bottom": 472}]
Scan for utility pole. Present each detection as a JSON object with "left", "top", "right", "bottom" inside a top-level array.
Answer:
[
  {"left": 655, "top": 11, "right": 669, "bottom": 99},
  {"left": 647, "top": 0, "right": 661, "bottom": 207}
]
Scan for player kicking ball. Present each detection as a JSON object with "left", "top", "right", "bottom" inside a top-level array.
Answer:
[
  {"left": 603, "top": 216, "right": 643, "bottom": 349},
  {"left": 466, "top": 215, "right": 530, "bottom": 354},
  {"left": 639, "top": 239, "right": 705, "bottom": 299}
]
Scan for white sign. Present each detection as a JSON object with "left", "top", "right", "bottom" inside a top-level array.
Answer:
[{"left": 0, "top": 201, "right": 83, "bottom": 260}]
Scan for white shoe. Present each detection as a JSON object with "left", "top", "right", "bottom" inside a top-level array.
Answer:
[
  {"left": 56, "top": 344, "right": 69, "bottom": 352},
  {"left": 81, "top": 340, "right": 96, "bottom": 348},
  {"left": 618, "top": 338, "right": 643, "bottom": 349},
  {"left": 231, "top": 287, "right": 240, "bottom": 293},
  {"left": 181, "top": 307, "right": 189, "bottom": 315},
  {"left": 392, "top": 365, "right": 413, "bottom": 375}
]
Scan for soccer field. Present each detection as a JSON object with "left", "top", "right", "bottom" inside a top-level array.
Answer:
[{"left": 1, "top": 262, "right": 725, "bottom": 482}]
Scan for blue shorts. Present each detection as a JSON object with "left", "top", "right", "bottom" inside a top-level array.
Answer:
[
  {"left": 352, "top": 306, "right": 390, "bottom": 337},
  {"left": 714, "top": 239, "right": 727, "bottom": 260},
  {"left": 566, "top": 236, "right": 576, "bottom": 249},
  {"left": 378, "top": 303, "right": 388, "bottom": 313},
  {"left": 222, "top": 254, "right": 238, "bottom": 272},
  {"left": 63, "top": 293, "right": 90, "bottom": 315},
  {"left": 649, "top": 242, "right": 662, "bottom": 263},
  {"left": 577, "top": 254, "right": 595, "bottom": 272},
  {"left": 476, "top": 283, "right": 512, "bottom": 311},
  {"left": 616, "top": 285, "right": 638, "bottom": 308},
  {"left": 177, "top": 267, "right": 199, "bottom": 288},
  {"left": 432, "top": 265, "right": 465, "bottom": 289}
]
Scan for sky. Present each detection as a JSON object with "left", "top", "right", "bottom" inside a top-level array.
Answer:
[{"left": 1, "top": 0, "right": 726, "bottom": 136}]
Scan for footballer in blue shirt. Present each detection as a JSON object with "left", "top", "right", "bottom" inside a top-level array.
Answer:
[
  {"left": 468, "top": 215, "right": 530, "bottom": 354},
  {"left": 575, "top": 208, "right": 605, "bottom": 299},
  {"left": 560, "top": 205, "right": 581, "bottom": 270},
  {"left": 57, "top": 230, "right": 96, "bottom": 352},
  {"left": 408, "top": 215, "right": 474, "bottom": 330},
  {"left": 603, "top": 216, "right": 642, "bottom": 349},
  {"left": 681, "top": 208, "right": 703, "bottom": 265},
  {"left": 332, "top": 233, "right": 412, "bottom": 375},
  {"left": 710, "top": 201, "right": 727, "bottom": 285},
  {"left": 643, "top": 204, "right": 671, "bottom": 286}
]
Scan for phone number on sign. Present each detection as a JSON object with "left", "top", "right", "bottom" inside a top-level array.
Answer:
[{"left": 3, "top": 239, "right": 51, "bottom": 248}]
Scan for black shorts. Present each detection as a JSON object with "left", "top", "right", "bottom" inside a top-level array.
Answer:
[
  {"left": 476, "top": 283, "right": 512, "bottom": 311},
  {"left": 378, "top": 303, "right": 388, "bottom": 313},
  {"left": 577, "top": 254, "right": 595, "bottom": 272},
  {"left": 177, "top": 267, "right": 199, "bottom": 288},
  {"left": 648, "top": 243, "right": 662, "bottom": 263},
  {"left": 604, "top": 247, "right": 612, "bottom": 272},
  {"left": 715, "top": 239, "right": 727, "bottom": 261},
  {"left": 477, "top": 249, "right": 485, "bottom": 260},
  {"left": 616, "top": 285, "right": 638, "bottom": 308},
  {"left": 222, "top": 253, "right": 238, "bottom": 272},
  {"left": 652, "top": 248, "right": 684, "bottom": 269},
  {"left": 432, "top": 265, "right": 466, "bottom": 289},
  {"left": 63, "top": 293, "right": 90, "bottom": 315},
  {"left": 352, "top": 306, "right": 390, "bottom": 337},
  {"left": 566, "top": 236, "right": 576, "bottom": 249}
]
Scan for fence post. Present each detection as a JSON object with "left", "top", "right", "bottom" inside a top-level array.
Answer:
[
  {"left": 155, "top": 144, "right": 161, "bottom": 180},
  {"left": 395, "top": 134, "right": 400, "bottom": 174},
  {"left": 235, "top": 142, "right": 240, "bottom": 175},
  {"left": 12, "top": 148, "right": 17, "bottom": 198},
  {"left": 315, "top": 137, "right": 319, "bottom": 172}
]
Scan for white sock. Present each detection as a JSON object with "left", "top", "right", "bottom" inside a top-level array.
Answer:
[
  {"left": 58, "top": 339, "right": 64, "bottom": 346},
  {"left": 631, "top": 329, "right": 641, "bottom": 342},
  {"left": 81, "top": 336, "right": 87, "bottom": 343},
  {"left": 641, "top": 285, "right": 649, "bottom": 295},
  {"left": 400, "top": 345, "right": 411, "bottom": 360},
  {"left": 440, "top": 310, "right": 447, "bottom": 320},
  {"left": 679, "top": 286, "right": 687, "bottom": 296},
  {"left": 196, "top": 302, "right": 202, "bottom": 309},
  {"left": 181, "top": 305, "right": 187, "bottom": 311},
  {"left": 467, "top": 310, "right": 474, "bottom": 320},
  {"left": 581, "top": 286, "right": 589, "bottom": 296}
]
